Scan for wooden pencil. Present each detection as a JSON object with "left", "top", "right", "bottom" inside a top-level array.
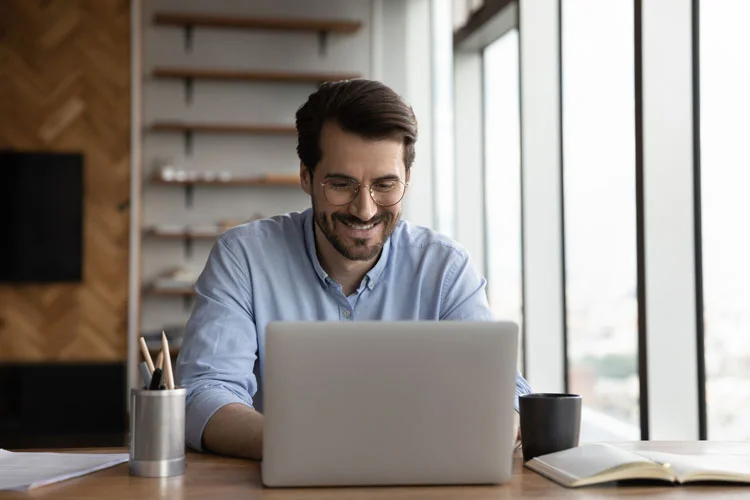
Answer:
[
  {"left": 138, "top": 337, "right": 156, "bottom": 374},
  {"left": 162, "top": 331, "right": 175, "bottom": 390}
]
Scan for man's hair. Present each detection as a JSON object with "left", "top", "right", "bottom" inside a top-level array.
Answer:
[{"left": 295, "top": 79, "right": 418, "bottom": 175}]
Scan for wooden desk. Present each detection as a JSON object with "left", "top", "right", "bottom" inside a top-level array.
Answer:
[{"left": 2, "top": 442, "right": 748, "bottom": 499}]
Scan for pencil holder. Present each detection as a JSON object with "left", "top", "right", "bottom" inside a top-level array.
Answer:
[{"left": 129, "top": 387, "right": 186, "bottom": 477}]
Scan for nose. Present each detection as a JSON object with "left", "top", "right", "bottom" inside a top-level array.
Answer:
[{"left": 348, "top": 186, "right": 378, "bottom": 222}]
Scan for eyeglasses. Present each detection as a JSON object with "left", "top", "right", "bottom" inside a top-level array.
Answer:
[{"left": 320, "top": 178, "right": 408, "bottom": 207}]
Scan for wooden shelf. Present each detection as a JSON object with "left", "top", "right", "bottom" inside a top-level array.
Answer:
[
  {"left": 152, "top": 67, "right": 360, "bottom": 84},
  {"left": 147, "top": 344, "right": 181, "bottom": 357},
  {"left": 151, "top": 173, "right": 299, "bottom": 187},
  {"left": 153, "top": 12, "right": 362, "bottom": 34},
  {"left": 145, "top": 286, "right": 196, "bottom": 296},
  {"left": 144, "top": 228, "right": 223, "bottom": 239},
  {"left": 149, "top": 121, "right": 297, "bottom": 136}
]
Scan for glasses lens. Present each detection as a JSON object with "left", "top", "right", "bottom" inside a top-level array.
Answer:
[
  {"left": 324, "top": 181, "right": 357, "bottom": 205},
  {"left": 323, "top": 180, "right": 406, "bottom": 206},
  {"left": 371, "top": 180, "right": 405, "bottom": 207}
]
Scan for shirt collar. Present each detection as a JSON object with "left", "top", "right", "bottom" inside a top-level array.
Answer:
[{"left": 302, "top": 208, "right": 392, "bottom": 290}]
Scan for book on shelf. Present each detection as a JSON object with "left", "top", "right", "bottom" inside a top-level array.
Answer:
[{"left": 525, "top": 443, "right": 750, "bottom": 488}]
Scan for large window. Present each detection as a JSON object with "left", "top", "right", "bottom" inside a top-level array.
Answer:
[
  {"left": 700, "top": 0, "right": 750, "bottom": 440},
  {"left": 483, "top": 30, "right": 523, "bottom": 366},
  {"left": 562, "top": 0, "right": 639, "bottom": 432}
]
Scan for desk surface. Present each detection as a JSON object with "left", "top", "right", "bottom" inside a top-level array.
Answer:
[{"left": 2, "top": 442, "right": 749, "bottom": 499}]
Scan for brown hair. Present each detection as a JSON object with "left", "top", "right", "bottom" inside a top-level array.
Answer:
[{"left": 295, "top": 79, "right": 418, "bottom": 176}]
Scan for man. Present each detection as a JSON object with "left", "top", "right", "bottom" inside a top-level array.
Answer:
[{"left": 175, "top": 79, "right": 531, "bottom": 459}]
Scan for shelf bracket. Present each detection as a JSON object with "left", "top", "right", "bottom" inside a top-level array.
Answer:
[
  {"left": 184, "top": 77, "right": 194, "bottom": 105},
  {"left": 317, "top": 30, "right": 328, "bottom": 57},
  {"left": 184, "top": 234, "right": 193, "bottom": 260},
  {"left": 184, "top": 183, "right": 194, "bottom": 209},
  {"left": 183, "top": 129, "right": 193, "bottom": 157},
  {"left": 184, "top": 24, "right": 194, "bottom": 53}
]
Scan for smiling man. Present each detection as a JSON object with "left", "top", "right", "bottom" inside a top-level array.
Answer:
[{"left": 175, "top": 79, "right": 531, "bottom": 459}]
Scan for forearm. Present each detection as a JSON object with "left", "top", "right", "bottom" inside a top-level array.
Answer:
[{"left": 202, "top": 403, "right": 264, "bottom": 459}]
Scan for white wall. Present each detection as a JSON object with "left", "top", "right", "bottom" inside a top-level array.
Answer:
[
  {"left": 380, "top": 0, "right": 436, "bottom": 229},
  {"left": 129, "top": 0, "right": 437, "bottom": 389}
]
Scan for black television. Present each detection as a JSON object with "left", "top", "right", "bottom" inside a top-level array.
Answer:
[{"left": 0, "top": 151, "right": 84, "bottom": 283}]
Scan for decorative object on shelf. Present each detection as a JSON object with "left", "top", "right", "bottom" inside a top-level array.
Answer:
[{"left": 152, "top": 170, "right": 299, "bottom": 186}]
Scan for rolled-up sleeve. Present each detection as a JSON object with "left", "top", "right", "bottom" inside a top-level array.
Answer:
[
  {"left": 439, "top": 250, "right": 533, "bottom": 411},
  {"left": 175, "top": 237, "right": 259, "bottom": 451}
]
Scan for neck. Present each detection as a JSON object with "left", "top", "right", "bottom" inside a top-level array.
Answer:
[{"left": 313, "top": 222, "right": 378, "bottom": 295}]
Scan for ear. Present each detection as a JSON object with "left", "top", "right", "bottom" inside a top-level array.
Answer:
[
  {"left": 300, "top": 162, "right": 312, "bottom": 195},
  {"left": 405, "top": 168, "right": 411, "bottom": 185}
]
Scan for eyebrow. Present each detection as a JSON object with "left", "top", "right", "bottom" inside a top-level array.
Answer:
[{"left": 324, "top": 173, "right": 402, "bottom": 182}]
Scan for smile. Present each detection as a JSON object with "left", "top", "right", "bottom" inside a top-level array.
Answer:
[{"left": 341, "top": 220, "right": 378, "bottom": 232}]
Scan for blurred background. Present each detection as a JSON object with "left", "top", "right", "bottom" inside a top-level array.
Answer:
[{"left": 0, "top": 0, "right": 747, "bottom": 448}]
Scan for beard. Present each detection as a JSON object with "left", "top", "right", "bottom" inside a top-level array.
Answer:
[{"left": 312, "top": 197, "right": 400, "bottom": 262}]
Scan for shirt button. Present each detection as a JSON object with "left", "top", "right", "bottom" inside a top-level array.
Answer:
[
  {"left": 343, "top": 310, "right": 351, "bottom": 319},
  {"left": 368, "top": 281, "right": 375, "bottom": 290}
]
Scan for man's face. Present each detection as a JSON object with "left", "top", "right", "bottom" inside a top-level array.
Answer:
[{"left": 301, "top": 122, "right": 409, "bottom": 262}]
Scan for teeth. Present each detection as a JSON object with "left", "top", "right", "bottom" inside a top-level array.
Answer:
[{"left": 345, "top": 222, "right": 375, "bottom": 230}]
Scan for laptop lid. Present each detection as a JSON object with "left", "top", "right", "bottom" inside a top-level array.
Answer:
[{"left": 261, "top": 321, "right": 519, "bottom": 487}]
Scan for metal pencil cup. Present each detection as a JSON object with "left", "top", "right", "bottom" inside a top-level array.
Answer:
[{"left": 130, "top": 387, "right": 186, "bottom": 477}]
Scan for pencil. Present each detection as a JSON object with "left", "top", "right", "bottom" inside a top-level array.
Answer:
[
  {"left": 156, "top": 350, "right": 164, "bottom": 370},
  {"left": 162, "top": 331, "right": 175, "bottom": 390},
  {"left": 138, "top": 337, "right": 155, "bottom": 374}
]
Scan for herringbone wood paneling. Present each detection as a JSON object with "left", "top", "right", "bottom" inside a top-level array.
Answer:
[{"left": 0, "top": 0, "right": 130, "bottom": 362}]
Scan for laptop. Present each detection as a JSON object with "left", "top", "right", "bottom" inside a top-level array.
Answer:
[{"left": 261, "top": 321, "right": 519, "bottom": 487}]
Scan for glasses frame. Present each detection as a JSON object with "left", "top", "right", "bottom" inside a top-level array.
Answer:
[{"left": 319, "top": 178, "right": 409, "bottom": 208}]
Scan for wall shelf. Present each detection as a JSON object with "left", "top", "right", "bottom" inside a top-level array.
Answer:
[
  {"left": 153, "top": 12, "right": 362, "bottom": 34},
  {"left": 151, "top": 173, "right": 299, "bottom": 187},
  {"left": 144, "top": 228, "right": 222, "bottom": 239},
  {"left": 149, "top": 121, "right": 296, "bottom": 135},
  {"left": 145, "top": 286, "right": 196, "bottom": 297},
  {"left": 146, "top": 343, "right": 181, "bottom": 357},
  {"left": 152, "top": 67, "right": 360, "bottom": 84}
]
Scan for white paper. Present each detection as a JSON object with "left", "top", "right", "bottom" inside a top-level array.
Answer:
[{"left": 0, "top": 449, "right": 129, "bottom": 491}]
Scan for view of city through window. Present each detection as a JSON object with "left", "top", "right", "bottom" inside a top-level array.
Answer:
[
  {"left": 479, "top": 1, "right": 747, "bottom": 440},
  {"left": 561, "top": 0, "right": 639, "bottom": 430},
  {"left": 700, "top": 0, "right": 750, "bottom": 440}
]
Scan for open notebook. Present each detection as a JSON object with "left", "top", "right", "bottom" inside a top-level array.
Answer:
[
  {"left": 525, "top": 443, "right": 750, "bottom": 488},
  {"left": 0, "top": 449, "right": 128, "bottom": 491}
]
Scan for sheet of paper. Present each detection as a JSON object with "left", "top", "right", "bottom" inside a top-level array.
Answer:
[{"left": 0, "top": 449, "right": 129, "bottom": 491}]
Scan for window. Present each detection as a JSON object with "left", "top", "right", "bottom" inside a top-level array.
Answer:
[
  {"left": 561, "top": 0, "right": 639, "bottom": 433},
  {"left": 700, "top": 0, "right": 750, "bottom": 440},
  {"left": 483, "top": 30, "right": 523, "bottom": 367},
  {"left": 433, "top": 0, "right": 455, "bottom": 236}
]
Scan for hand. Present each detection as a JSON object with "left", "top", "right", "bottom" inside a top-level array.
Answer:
[{"left": 513, "top": 411, "right": 522, "bottom": 450}]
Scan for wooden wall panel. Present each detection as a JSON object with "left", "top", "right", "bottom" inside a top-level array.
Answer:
[{"left": 0, "top": 0, "right": 130, "bottom": 362}]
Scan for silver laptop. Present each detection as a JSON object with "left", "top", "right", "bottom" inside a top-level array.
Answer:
[{"left": 261, "top": 321, "right": 519, "bottom": 487}]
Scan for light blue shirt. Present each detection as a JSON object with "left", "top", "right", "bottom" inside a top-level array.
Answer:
[{"left": 176, "top": 208, "right": 532, "bottom": 451}]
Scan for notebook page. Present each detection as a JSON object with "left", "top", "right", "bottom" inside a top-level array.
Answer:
[
  {"left": 530, "top": 443, "right": 654, "bottom": 480},
  {"left": 0, "top": 449, "right": 129, "bottom": 491},
  {"left": 636, "top": 450, "right": 750, "bottom": 481}
]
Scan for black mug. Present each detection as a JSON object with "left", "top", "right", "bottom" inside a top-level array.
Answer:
[{"left": 519, "top": 393, "right": 582, "bottom": 462}]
